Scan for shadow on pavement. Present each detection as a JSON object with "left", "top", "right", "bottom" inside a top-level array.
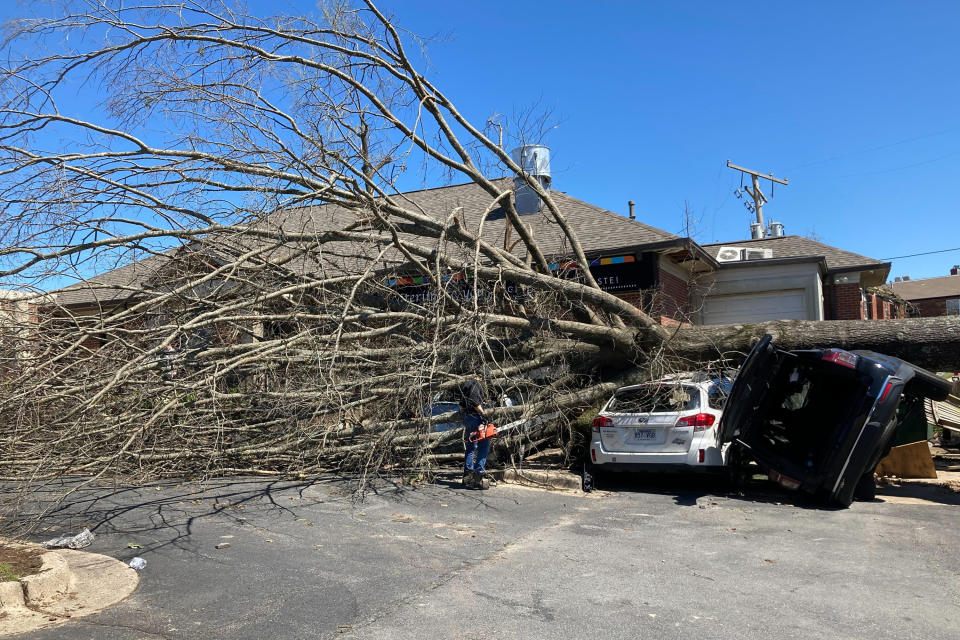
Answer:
[
  {"left": 875, "top": 480, "right": 960, "bottom": 505},
  {"left": 1, "top": 476, "right": 352, "bottom": 548},
  {"left": 592, "top": 470, "right": 848, "bottom": 510}
]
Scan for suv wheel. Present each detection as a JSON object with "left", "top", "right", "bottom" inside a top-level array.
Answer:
[
  {"left": 726, "top": 445, "right": 750, "bottom": 491},
  {"left": 853, "top": 472, "right": 877, "bottom": 502},
  {"left": 582, "top": 463, "right": 598, "bottom": 492}
]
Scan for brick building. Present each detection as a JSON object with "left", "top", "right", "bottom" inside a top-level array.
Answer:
[{"left": 890, "top": 267, "right": 960, "bottom": 317}]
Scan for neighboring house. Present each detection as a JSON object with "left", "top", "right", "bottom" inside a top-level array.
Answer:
[
  {"left": 890, "top": 267, "right": 960, "bottom": 317},
  {"left": 0, "top": 289, "right": 46, "bottom": 367},
  {"left": 0, "top": 289, "right": 38, "bottom": 324},
  {"left": 692, "top": 236, "right": 893, "bottom": 325}
]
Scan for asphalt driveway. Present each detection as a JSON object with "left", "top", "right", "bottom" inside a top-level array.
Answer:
[{"left": 8, "top": 474, "right": 960, "bottom": 640}]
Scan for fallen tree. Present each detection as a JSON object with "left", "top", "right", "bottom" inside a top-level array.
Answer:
[
  {"left": 0, "top": 0, "right": 956, "bottom": 514},
  {"left": 667, "top": 316, "right": 960, "bottom": 372}
]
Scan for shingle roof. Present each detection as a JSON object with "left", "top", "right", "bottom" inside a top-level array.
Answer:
[
  {"left": 55, "top": 253, "right": 174, "bottom": 308},
  {"left": 55, "top": 179, "right": 680, "bottom": 307},
  {"left": 275, "top": 178, "right": 678, "bottom": 258},
  {"left": 701, "top": 235, "right": 887, "bottom": 272},
  {"left": 890, "top": 274, "right": 960, "bottom": 301}
]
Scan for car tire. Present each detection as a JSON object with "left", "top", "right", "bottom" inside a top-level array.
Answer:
[
  {"left": 582, "top": 463, "right": 599, "bottom": 493},
  {"left": 828, "top": 482, "right": 856, "bottom": 508},
  {"left": 853, "top": 472, "right": 877, "bottom": 502},
  {"left": 725, "top": 445, "right": 749, "bottom": 491}
]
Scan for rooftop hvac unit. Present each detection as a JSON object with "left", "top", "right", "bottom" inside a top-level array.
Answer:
[
  {"left": 715, "top": 246, "right": 745, "bottom": 263},
  {"left": 743, "top": 248, "right": 774, "bottom": 260},
  {"left": 715, "top": 246, "right": 774, "bottom": 263}
]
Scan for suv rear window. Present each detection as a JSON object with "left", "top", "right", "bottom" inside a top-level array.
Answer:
[{"left": 607, "top": 385, "right": 700, "bottom": 413}]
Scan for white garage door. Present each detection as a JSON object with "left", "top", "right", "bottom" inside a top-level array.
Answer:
[{"left": 703, "top": 290, "right": 808, "bottom": 325}]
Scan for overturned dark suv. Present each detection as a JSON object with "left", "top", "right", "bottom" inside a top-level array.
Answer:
[{"left": 720, "top": 335, "right": 952, "bottom": 507}]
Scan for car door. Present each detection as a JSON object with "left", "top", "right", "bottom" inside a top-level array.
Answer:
[{"left": 716, "top": 334, "right": 783, "bottom": 445}]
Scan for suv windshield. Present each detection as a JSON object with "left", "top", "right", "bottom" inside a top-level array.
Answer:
[{"left": 607, "top": 384, "right": 700, "bottom": 413}]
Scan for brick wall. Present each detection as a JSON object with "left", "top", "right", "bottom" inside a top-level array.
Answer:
[
  {"left": 909, "top": 297, "right": 950, "bottom": 317},
  {"left": 655, "top": 266, "right": 690, "bottom": 324},
  {"left": 615, "top": 291, "right": 646, "bottom": 310},
  {"left": 611, "top": 265, "right": 690, "bottom": 326},
  {"left": 825, "top": 282, "right": 865, "bottom": 320}
]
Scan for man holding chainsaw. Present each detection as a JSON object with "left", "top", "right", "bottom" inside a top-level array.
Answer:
[{"left": 459, "top": 376, "right": 492, "bottom": 490}]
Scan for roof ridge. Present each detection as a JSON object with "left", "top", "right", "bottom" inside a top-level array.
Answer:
[
  {"left": 893, "top": 273, "right": 960, "bottom": 283},
  {"left": 278, "top": 177, "right": 514, "bottom": 216},
  {"left": 548, "top": 191, "right": 679, "bottom": 239},
  {"left": 702, "top": 235, "right": 800, "bottom": 246},
  {"left": 379, "top": 176, "right": 512, "bottom": 197}
]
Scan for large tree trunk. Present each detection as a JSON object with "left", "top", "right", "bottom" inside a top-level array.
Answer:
[{"left": 664, "top": 316, "right": 960, "bottom": 372}]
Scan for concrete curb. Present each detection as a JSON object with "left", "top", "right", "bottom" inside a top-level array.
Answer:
[
  {"left": 0, "top": 546, "right": 73, "bottom": 614},
  {"left": 19, "top": 551, "right": 75, "bottom": 606},
  {"left": 0, "top": 547, "right": 139, "bottom": 637},
  {"left": 491, "top": 467, "right": 582, "bottom": 492},
  {"left": 0, "top": 579, "right": 26, "bottom": 610}
]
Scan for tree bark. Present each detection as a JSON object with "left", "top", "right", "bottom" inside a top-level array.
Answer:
[{"left": 664, "top": 316, "right": 960, "bottom": 372}]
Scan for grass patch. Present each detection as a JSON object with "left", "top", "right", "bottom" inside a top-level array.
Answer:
[
  {"left": 0, "top": 546, "right": 43, "bottom": 582},
  {"left": 0, "top": 562, "right": 19, "bottom": 581}
]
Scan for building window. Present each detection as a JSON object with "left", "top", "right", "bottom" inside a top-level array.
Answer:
[{"left": 947, "top": 299, "right": 960, "bottom": 316}]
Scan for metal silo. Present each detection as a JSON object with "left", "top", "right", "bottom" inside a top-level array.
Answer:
[{"left": 511, "top": 145, "right": 551, "bottom": 215}]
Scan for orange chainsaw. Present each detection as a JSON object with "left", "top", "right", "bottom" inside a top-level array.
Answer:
[{"left": 468, "top": 422, "right": 499, "bottom": 443}]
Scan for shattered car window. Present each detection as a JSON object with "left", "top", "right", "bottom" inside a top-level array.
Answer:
[
  {"left": 707, "top": 379, "right": 732, "bottom": 410},
  {"left": 607, "top": 385, "right": 699, "bottom": 413},
  {"left": 780, "top": 372, "right": 813, "bottom": 411}
]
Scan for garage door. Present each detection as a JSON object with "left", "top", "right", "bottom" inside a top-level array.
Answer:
[{"left": 702, "top": 290, "right": 808, "bottom": 325}]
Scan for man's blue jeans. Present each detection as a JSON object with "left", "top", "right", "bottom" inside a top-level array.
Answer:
[{"left": 463, "top": 413, "right": 489, "bottom": 475}]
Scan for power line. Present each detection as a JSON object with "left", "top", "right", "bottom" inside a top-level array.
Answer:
[
  {"left": 883, "top": 246, "right": 960, "bottom": 260},
  {"left": 834, "top": 151, "right": 960, "bottom": 180},
  {"left": 787, "top": 126, "right": 960, "bottom": 172}
]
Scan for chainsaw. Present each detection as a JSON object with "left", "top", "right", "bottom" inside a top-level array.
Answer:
[
  {"left": 467, "top": 416, "right": 531, "bottom": 443},
  {"left": 468, "top": 422, "right": 499, "bottom": 443}
]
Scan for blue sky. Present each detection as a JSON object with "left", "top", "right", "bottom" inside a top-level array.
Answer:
[
  {"left": 363, "top": 0, "right": 959, "bottom": 281},
  {"left": 4, "top": 1, "right": 959, "bottom": 282}
]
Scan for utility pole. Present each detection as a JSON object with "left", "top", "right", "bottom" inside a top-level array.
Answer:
[{"left": 727, "top": 160, "right": 789, "bottom": 239}]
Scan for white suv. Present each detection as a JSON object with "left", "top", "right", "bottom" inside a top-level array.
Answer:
[{"left": 584, "top": 374, "right": 731, "bottom": 490}]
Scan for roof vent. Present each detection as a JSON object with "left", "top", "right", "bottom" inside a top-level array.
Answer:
[
  {"left": 511, "top": 145, "right": 551, "bottom": 215},
  {"left": 767, "top": 221, "right": 785, "bottom": 237},
  {"left": 951, "top": 266, "right": 959, "bottom": 276}
]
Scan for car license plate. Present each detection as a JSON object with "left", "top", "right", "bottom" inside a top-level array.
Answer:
[{"left": 632, "top": 429, "right": 656, "bottom": 441}]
